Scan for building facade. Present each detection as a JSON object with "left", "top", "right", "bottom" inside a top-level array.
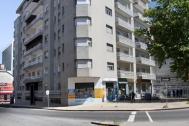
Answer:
[
  {"left": 14, "top": 0, "right": 154, "bottom": 106},
  {"left": 2, "top": 40, "right": 14, "bottom": 74},
  {"left": 154, "top": 59, "right": 189, "bottom": 98}
]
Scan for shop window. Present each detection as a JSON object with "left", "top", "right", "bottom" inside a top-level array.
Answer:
[{"left": 75, "top": 83, "right": 94, "bottom": 98}]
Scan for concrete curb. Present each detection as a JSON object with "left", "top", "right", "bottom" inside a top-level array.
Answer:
[{"left": 91, "top": 121, "right": 120, "bottom": 126}]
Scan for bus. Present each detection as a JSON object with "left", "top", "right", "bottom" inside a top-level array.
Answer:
[{"left": 0, "top": 83, "right": 14, "bottom": 104}]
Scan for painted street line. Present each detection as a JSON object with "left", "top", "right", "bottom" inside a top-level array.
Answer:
[
  {"left": 127, "top": 111, "right": 137, "bottom": 122},
  {"left": 146, "top": 111, "right": 153, "bottom": 122}
]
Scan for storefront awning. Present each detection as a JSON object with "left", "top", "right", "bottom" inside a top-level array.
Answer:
[{"left": 118, "top": 78, "right": 127, "bottom": 84}]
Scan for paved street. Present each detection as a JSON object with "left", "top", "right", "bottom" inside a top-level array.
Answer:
[{"left": 0, "top": 106, "right": 189, "bottom": 126}]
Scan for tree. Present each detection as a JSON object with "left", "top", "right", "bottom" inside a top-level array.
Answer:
[{"left": 135, "top": 0, "right": 189, "bottom": 81}]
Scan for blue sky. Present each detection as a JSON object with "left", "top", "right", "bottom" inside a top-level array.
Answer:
[{"left": 0, "top": 1, "right": 156, "bottom": 64}]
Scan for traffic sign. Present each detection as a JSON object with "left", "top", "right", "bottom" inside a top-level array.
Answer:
[{"left": 46, "top": 90, "right": 49, "bottom": 95}]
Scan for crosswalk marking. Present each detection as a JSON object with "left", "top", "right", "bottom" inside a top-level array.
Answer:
[
  {"left": 127, "top": 115, "right": 135, "bottom": 122},
  {"left": 146, "top": 111, "right": 153, "bottom": 122},
  {"left": 131, "top": 111, "right": 137, "bottom": 115}
]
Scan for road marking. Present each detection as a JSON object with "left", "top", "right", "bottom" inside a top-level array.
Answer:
[
  {"left": 127, "top": 111, "right": 136, "bottom": 122},
  {"left": 146, "top": 111, "right": 153, "bottom": 122}
]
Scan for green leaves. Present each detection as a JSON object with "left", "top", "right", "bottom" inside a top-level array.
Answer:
[{"left": 135, "top": 0, "right": 189, "bottom": 81}]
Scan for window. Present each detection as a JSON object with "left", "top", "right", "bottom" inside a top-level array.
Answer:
[
  {"left": 22, "top": 74, "right": 24, "bottom": 79},
  {"left": 45, "top": 5, "right": 49, "bottom": 12},
  {"left": 107, "top": 43, "right": 113, "bottom": 52},
  {"left": 106, "top": 7, "right": 112, "bottom": 16},
  {"left": 58, "top": 47, "right": 61, "bottom": 55},
  {"left": 58, "top": 0, "right": 60, "bottom": 4},
  {"left": 45, "top": 19, "right": 49, "bottom": 29},
  {"left": 142, "top": 68, "right": 145, "bottom": 73},
  {"left": 62, "top": 44, "right": 64, "bottom": 52},
  {"left": 117, "top": 48, "right": 120, "bottom": 52},
  {"left": 62, "top": 63, "right": 64, "bottom": 71},
  {"left": 44, "top": 35, "right": 48, "bottom": 43},
  {"left": 32, "top": 72, "right": 35, "bottom": 76},
  {"left": 62, "top": 7, "right": 64, "bottom": 14},
  {"left": 58, "top": 65, "right": 60, "bottom": 73},
  {"left": 23, "top": 38, "right": 25, "bottom": 43},
  {"left": 75, "top": 83, "right": 94, "bottom": 99},
  {"left": 58, "top": 13, "right": 61, "bottom": 21},
  {"left": 135, "top": 38, "right": 139, "bottom": 42},
  {"left": 76, "top": 60, "right": 92, "bottom": 68},
  {"left": 107, "top": 62, "right": 114, "bottom": 71},
  {"left": 58, "top": 83, "right": 61, "bottom": 90},
  {"left": 54, "top": 32, "right": 56, "bottom": 40},
  {"left": 75, "top": 38, "right": 91, "bottom": 47},
  {"left": 44, "top": 68, "right": 49, "bottom": 74},
  {"left": 54, "top": 49, "right": 56, "bottom": 57},
  {"left": 44, "top": 51, "right": 48, "bottom": 58},
  {"left": 75, "top": 17, "right": 91, "bottom": 25},
  {"left": 37, "top": 70, "right": 41, "bottom": 76},
  {"left": 54, "top": 66, "right": 56, "bottom": 73},
  {"left": 54, "top": 0, "right": 56, "bottom": 8},
  {"left": 124, "top": 50, "right": 129, "bottom": 54},
  {"left": 62, "top": 25, "right": 64, "bottom": 33},
  {"left": 58, "top": 30, "right": 61, "bottom": 38},
  {"left": 106, "top": 25, "right": 113, "bottom": 34},
  {"left": 76, "top": 0, "right": 91, "bottom": 5}
]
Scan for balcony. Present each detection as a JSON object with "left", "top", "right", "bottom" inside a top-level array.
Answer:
[
  {"left": 136, "top": 57, "right": 155, "bottom": 66},
  {"left": 23, "top": 76, "right": 43, "bottom": 83},
  {"left": 24, "top": 44, "right": 43, "bottom": 57},
  {"left": 76, "top": 25, "right": 92, "bottom": 38},
  {"left": 23, "top": 59, "right": 43, "bottom": 70},
  {"left": 25, "top": 14, "right": 43, "bottom": 34},
  {"left": 24, "top": 0, "right": 38, "bottom": 11},
  {"left": 76, "top": 4, "right": 91, "bottom": 17},
  {"left": 143, "top": 0, "right": 151, "bottom": 3},
  {"left": 116, "top": 17, "right": 134, "bottom": 32},
  {"left": 115, "top": 2, "right": 133, "bottom": 17},
  {"left": 24, "top": 29, "right": 43, "bottom": 46},
  {"left": 25, "top": 0, "right": 43, "bottom": 22},
  {"left": 133, "top": 0, "right": 148, "bottom": 12},
  {"left": 118, "top": 70, "right": 136, "bottom": 79},
  {"left": 137, "top": 72, "right": 156, "bottom": 80},
  {"left": 117, "top": 52, "right": 135, "bottom": 63},
  {"left": 50, "top": 90, "right": 61, "bottom": 98},
  {"left": 135, "top": 41, "right": 147, "bottom": 50},
  {"left": 116, "top": 35, "right": 135, "bottom": 47},
  {"left": 134, "top": 12, "right": 150, "bottom": 27}
]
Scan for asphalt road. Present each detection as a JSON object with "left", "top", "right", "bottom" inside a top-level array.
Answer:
[{"left": 0, "top": 105, "right": 189, "bottom": 126}]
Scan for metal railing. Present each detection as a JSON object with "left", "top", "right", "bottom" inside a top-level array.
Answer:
[
  {"left": 24, "top": 75, "right": 43, "bottom": 82},
  {"left": 115, "top": 2, "right": 133, "bottom": 16},
  {"left": 117, "top": 52, "right": 134, "bottom": 61},
  {"left": 135, "top": 41, "right": 147, "bottom": 49},
  {"left": 116, "top": 34, "right": 134, "bottom": 47},
  {"left": 137, "top": 72, "right": 156, "bottom": 79},
  {"left": 24, "top": 44, "right": 43, "bottom": 56},
  {"left": 50, "top": 90, "right": 61, "bottom": 95},
  {"left": 25, "top": 29, "right": 43, "bottom": 44},
  {"left": 134, "top": 12, "right": 149, "bottom": 21},
  {"left": 118, "top": 70, "right": 136, "bottom": 77},
  {"left": 116, "top": 17, "right": 134, "bottom": 31},
  {"left": 133, "top": 0, "right": 148, "bottom": 9},
  {"left": 23, "top": 59, "right": 43, "bottom": 69},
  {"left": 26, "top": 14, "right": 43, "bottom": 29}
]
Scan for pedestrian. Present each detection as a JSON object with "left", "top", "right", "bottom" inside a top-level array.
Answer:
[
  {"left": 131, "top": 91, "right": 135, "bottom": 103},
  {"left": 176, "top": 89, "right": 179, "bottom": 97},
  {"left": 180, "top": 89, "right": 183, "bottom": 98},
  {"left": 173, "top": 90, "right": 175, "bottom": 97}
]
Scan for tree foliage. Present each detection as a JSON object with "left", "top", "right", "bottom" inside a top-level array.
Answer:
[{"left": 135, "top": 0, "right": 189, "bottom": 81}]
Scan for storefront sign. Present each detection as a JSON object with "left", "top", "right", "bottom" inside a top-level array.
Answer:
[
  {"left": 94, "top": 88, "right": 104, "bottom": 98},
  {"left": 68, "top": 94, "right": 75, "bottom": 99}
]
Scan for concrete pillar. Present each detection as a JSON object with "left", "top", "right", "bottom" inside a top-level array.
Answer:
[{"left": 134, "top": 82, "right": 136, "bottom": 94}]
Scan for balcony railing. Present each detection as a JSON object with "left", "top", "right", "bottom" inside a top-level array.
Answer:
[
  {"left": 118, "top": 70, "right": 136, "bottom": 78},
  {"left": 25, "top": 29, "right": 43, "bottom": 45},
  {"left": 116, "top": 17, "right": 134, "bottom": 31},
  {"left": 117, "top": 52, "right": 134, "bottom": 62},
  {"left": 24, "top": 76, "right": 43, "bottom": 83},
  {"left": 135, "top": 41, "right": 147, "bottom": 50},
  {"left": 24, "top": 44, "right": 43, "bottom": 57},
  {"left": 25, "top": 0, "right": 43, "bottom": 20},
  {"left": 133, "top": 0, "right": 148, "bottom": 9},
  {"left": 134, "top": 12, "right": 149, "bottom": 22},
  {"left": 115, "top": 2, "right": 133, "bottom": 16},
  {"left": 50, "top": 90, "right": 61, "bottom": 95},
  {"left": 26, "top": 14, "right": 43, "bottom": 29},
  {"left": 116, "top": 34, "right": 134, "bottom": 47},
  {"left": 136, "top": 57, "right": 155, "bottom": 66},
  {"left": 137, "top": 72, "right": 156, "bottom": 80},
  {"left": 23, "top": 59, "right": 43, "bottom": 69}
]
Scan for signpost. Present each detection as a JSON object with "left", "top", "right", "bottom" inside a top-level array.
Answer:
[
  {"left": 162, "top": 78, "right": 170, "bottom": 107},
  {"left": 46, "top": 90, "right": 49, "bottom": 108}
]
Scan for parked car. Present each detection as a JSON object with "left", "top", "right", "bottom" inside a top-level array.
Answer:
[{"left": 141, "top": 92, "right": 146, "bottom": 100}]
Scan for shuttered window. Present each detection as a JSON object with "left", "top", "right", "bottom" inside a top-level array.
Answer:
[
  {"left": 107, "top": 43, "right": 113, "bottom": 52},
  {"left": 75, "top": 38, "right": 92, "bottom": 46},
  {"left": 76, "top": 0, "right": 91, "bottom": 4},
  {"left": 76, "top": 60, "right": 92, "bottom": 68},
  {"left": 106, "top": 25, "right": 113, "bottom": 34},
  {"left": 75, "top": 17, "right": 91, "bottom": 25}
]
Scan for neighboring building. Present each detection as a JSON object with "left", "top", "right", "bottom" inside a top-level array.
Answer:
[
  {"left": 2, "top": 40, "right": 14, "bottom": 74},
  {"left": 14, "top": 0, "right": 154, "bottom": 106},
  {"left": 154, "top": 59, "right": 189, "bottom": 98},
  {"left": 0, "top": 64, "right": 14, "bottom": 104}
]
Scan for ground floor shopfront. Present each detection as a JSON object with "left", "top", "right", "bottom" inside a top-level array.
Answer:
[
  {"left": 67, "top": 77, "right": 155, "bottom": 106},
  {"left": 153, "top": 78, "right": 189, "bottom": 98}
]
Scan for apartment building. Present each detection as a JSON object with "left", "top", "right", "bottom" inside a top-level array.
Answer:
[
  {"left": 2, "top": 40, "right": 14, "bottom": 74},
  {"left": 14, "top": 0, "right": 154, "bottom": 106}
]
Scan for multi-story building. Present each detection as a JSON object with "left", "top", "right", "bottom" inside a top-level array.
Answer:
[
  {"left": 2, "top": 40, "right": 14, "bottom": 74},
  {"left": 14, "top": 0, "right": 154, "bottom": 106}
]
